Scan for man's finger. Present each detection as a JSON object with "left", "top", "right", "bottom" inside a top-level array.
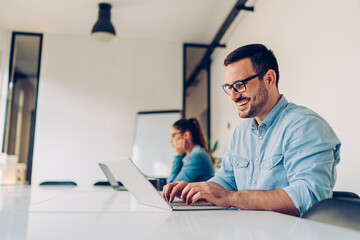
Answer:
[{"left": 169, "top": 182, "right": 186, "bottom": 202}]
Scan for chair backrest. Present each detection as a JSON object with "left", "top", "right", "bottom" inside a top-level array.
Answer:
[
  {"left": 332, "top": 191, "right": 359, "bottom": 199},
  {"left": 302, "top": 198, "right": 360, "bottom": 231},
  {"left": 39, "top": 181, "right": 77, "bottom": 186},
  {"left": 94, "top": 181, "right": 111, "bottom": 186}
]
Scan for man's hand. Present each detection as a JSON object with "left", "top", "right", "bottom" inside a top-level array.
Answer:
[
  {"left": 163, "top": 181, "right": 299, "bottom": 215},
  {"left": 162, "top": 181, "right": 189, "bottom": 202},
  {"left": 162, "top": 181, "right": 232, "bottom": 207},
  {"left": 180, "top": 182, "right": 232, "bottom": 207}
]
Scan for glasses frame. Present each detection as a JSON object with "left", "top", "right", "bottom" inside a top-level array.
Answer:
[
  {"left": 171, "top": 131, "right": 183, "bottom": 139},
  {"left": 222, "top": 70, "right": 267, "bottom": 95}
]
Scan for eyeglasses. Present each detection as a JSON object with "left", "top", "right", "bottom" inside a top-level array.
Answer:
[
  {"left": 222, "top": 71, "right": 267, "bottom": 95},
  {"left": 171, "top": 131, "right": 183, "bottom": 139}
]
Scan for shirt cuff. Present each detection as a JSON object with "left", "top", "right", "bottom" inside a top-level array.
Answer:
[
  {"left": 282, "top": 182, "right": 312, "bottom": 216},
  {"left": 208, "top": 176, "right": 235, "bottom": 191}
]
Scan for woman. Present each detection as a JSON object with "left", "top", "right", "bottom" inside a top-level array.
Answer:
[{"left": 169, "top": 118, "right": 215, "bottom": 183}]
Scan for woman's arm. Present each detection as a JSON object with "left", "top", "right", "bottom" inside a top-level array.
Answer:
[{"left": 169, "top": 155, "right": 184, "bottom": 183}]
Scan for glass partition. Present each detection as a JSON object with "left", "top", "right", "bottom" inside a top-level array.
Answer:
[{"left": 2, "top": 32, "right": 42, "bottom": 184}]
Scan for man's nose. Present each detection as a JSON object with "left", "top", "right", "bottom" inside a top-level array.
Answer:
[{"left": 230, "top": 89, "right": 240, "bottom": 101}]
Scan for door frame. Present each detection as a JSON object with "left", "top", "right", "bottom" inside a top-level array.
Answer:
[{"left": 1, "top": 31, "right": 43, "bottom": 184}]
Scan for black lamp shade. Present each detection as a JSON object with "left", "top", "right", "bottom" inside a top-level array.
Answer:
[{"left": 91, "top": 3, "right": 116, "bottom": 42}]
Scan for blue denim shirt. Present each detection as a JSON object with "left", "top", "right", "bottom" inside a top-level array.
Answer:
[
  {"left": 169, "top": 146, "right": 215, "bottom": 183},
  {"left": 208, "top": 96, "right": 341, "bottom": 215}
]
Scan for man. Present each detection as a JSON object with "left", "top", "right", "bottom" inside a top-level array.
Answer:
[{"left": 162, "top": 44, "right": 340, "bottom": 216}]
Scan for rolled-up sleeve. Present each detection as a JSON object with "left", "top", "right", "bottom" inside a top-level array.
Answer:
[
  {"left": 208, "top": 147, "right": 238, "bottom": 191},
  {"left": 282, "top": 115, "right": 341, "bottom": 215}
]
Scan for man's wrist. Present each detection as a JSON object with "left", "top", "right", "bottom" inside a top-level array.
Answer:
[
  {"left": 226, "top": 191, "right": 234, "bottom": 207},
  {"left": 227, "top": 190, "right": 241, "bottom": 208}
]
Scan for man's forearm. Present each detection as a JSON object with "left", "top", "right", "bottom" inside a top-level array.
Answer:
[{"left": 228, "top": 189, "right": 300, "bottom": 216}]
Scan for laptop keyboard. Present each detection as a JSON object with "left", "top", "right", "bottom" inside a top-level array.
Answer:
[{"left": 171, "top": 201, "right": 214, "bottom": 207}]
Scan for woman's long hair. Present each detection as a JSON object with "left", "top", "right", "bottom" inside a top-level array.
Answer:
[{"left": 172, "top": 118, "right": 215, "bottom": 164}]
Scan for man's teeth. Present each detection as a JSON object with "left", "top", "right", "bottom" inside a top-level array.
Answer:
[{"left": 237, "top": 100, "right": 249, "bottom": 106}]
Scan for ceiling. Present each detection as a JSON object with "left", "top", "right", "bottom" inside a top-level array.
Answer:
[{"left": 0, "top": 0, "right": 241, "bottom": 43}]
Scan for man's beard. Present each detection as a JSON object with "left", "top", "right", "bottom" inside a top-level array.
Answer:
[{"left": 237, "top": 80, "right": 269, "bottom": 119}]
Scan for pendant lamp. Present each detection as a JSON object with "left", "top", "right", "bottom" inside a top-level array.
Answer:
[{"left": 91, "top": 3, "right": 116, "bottom": 42}]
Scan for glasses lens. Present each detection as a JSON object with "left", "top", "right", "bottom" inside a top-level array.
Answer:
[
  {"left": 233, "top": 82, "right": 245, "bottom": 93},
  {"left": 222, "top": 85, "right": 231, "bottom": 95},
  {"left": 222, "top": 81, "right": 247, "bottom": 95}
]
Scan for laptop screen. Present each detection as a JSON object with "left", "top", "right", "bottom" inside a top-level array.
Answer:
[{"left": 98, "top": 163, "right": 120, "bottom": 187}]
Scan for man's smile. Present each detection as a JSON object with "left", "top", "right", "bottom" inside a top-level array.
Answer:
[
  {"left": 236, "top": 99, "right": 249, "bottom": 106},
  {"left": 235, "top": 98, "right": 250, "bottom": 110}
]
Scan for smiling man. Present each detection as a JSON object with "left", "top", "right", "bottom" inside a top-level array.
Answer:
[{"left": 162, "top": 44, "right": 341, "bottom": 216}]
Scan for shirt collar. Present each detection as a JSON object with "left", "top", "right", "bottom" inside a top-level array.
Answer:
[{"left": 251, "top": 95, "right": 288, "bottom": 129}]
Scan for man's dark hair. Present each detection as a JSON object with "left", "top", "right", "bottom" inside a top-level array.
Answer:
[{"left": 224, "top": 44, "right": 280, "bottom": 87}]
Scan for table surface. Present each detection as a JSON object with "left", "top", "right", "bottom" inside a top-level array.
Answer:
[{"left": 1, "top": 185, "right": 360, "bottom": 240}]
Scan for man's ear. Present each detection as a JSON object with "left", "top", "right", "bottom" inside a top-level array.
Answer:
[{"left": 264, "top": 69, "right": 277, "bottom": 88}]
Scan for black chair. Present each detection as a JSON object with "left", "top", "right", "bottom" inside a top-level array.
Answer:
[
  {"left": 94, "top": 181, "right": 111, "bottom": 186},
  {"left": 94, "top": 179, "right": 166, "bottom": 191},
  {"left": 332, "top": 191, "right": 359, "bottom": 199},
  {"left": 93, "top": 181, "right": 123, "bottom": 186},
  {"left": 39, "top": 181, "right": 77, "bottom": 186},
  {"left": 302, "top": 198, "right": 360, "bottom": 231},
  {"left": 147, "top": 178, "right": 167, "bottom": 191}
]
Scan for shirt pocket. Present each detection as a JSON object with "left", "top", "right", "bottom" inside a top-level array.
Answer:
[
  {"left": 262, "top": 154, "right": 283, "bottom": 170},
  {"left": 260, "top": 154, "right": 288, "bottom": 189},
  {"left": 231, "top": 156, "right": 249, "bottom": 191}
]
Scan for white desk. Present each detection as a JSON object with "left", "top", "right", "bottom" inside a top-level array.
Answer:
[{"left": 1, "top": 185, "right": 360, "bottom": 240}]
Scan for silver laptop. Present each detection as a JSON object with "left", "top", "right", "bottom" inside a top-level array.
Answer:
[
  {"left": 99, "top": 158, "right": 228, "bottom": 211},
  {"left": 99, "top": 163, "right": 127, "bottom": 191}
]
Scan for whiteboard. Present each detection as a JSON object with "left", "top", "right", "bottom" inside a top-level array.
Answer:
[{"left": 132, "top": 110, "right": 181, "bottom": 178}]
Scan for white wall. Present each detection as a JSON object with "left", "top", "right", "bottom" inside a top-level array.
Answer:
[
  {"left": 2, "top": 0, "right": 359, "bottom": 195},
  {"left": 211, "top": 0, "right": 360, "bottom": 194},
  {"left": 0, "top": 26, "right": 11, "bottom": 150},
  {"left": 31, "top": 34, "right": 182, "bottom": 186}
]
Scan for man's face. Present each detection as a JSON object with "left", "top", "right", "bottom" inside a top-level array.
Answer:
[{"left": 225, "top": 58, "right": 269, "bottom": 119}]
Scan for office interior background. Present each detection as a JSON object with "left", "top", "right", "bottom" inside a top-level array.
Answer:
[{"left": 0, "top": 0, "right": 359, "bottom": 195}]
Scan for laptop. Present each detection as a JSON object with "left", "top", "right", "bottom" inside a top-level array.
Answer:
[
  {"left": 99, "top": 158, "right": 228, "bottom": 211},
  {"left": 99, "top": 163, "right": 127, "bottom": 191}
]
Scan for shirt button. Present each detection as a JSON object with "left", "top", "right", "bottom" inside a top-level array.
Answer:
[
  {"left": 256, "top": 158, "right": 259, "bottom": 161},
  {"left": 259, "top": 136, "right": 263, "bottom": 139},
  {"left": 252, "top": 180, "right": 256, "bottom": 184},
  {"left": 268, "top": 164, "right": 271, "bottom": 169}
]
